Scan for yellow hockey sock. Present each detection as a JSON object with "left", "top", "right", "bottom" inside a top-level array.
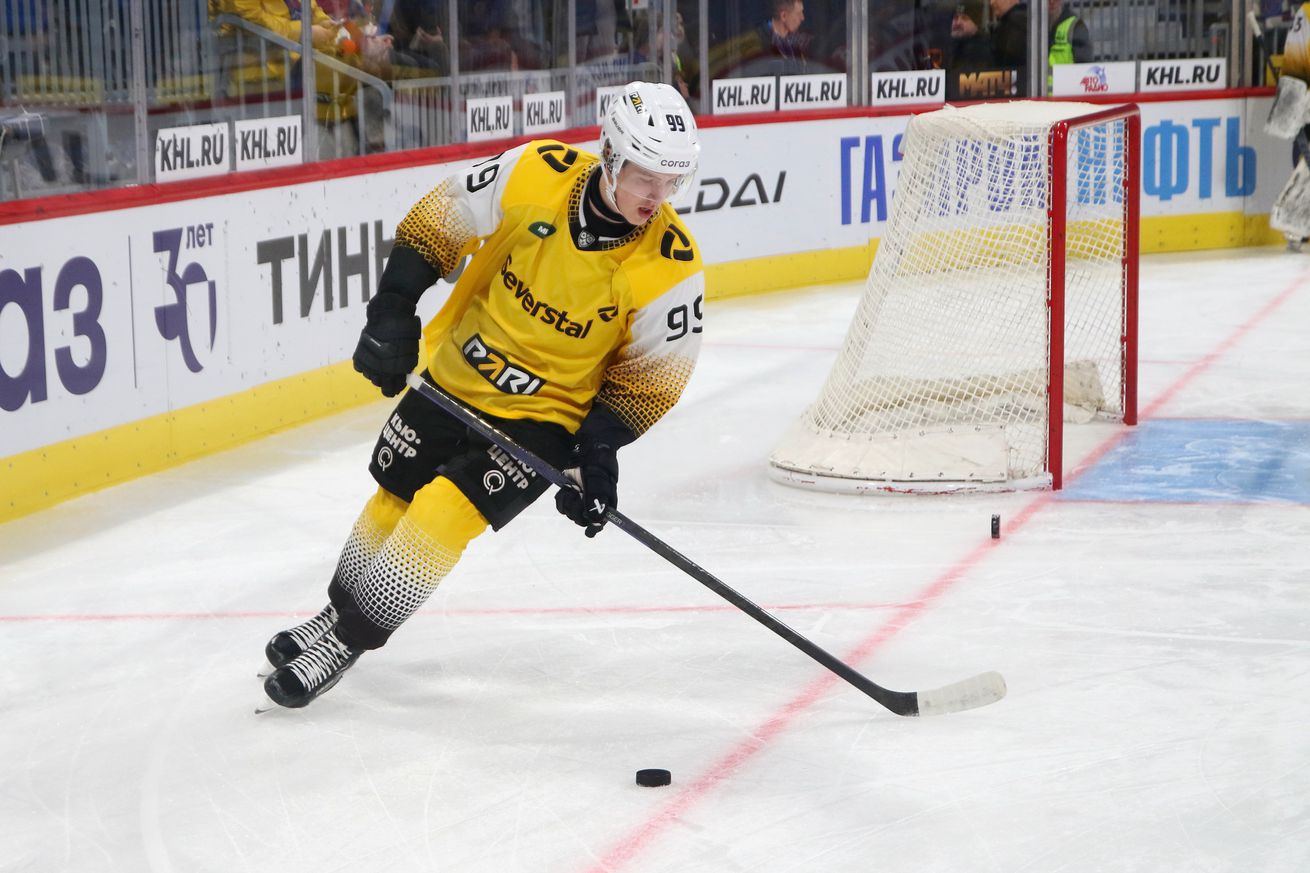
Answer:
[
  {"left": 350, "top": 478, "right": 488, "bottom": 635},
  {"left": 333, "top": 487, "right": 410, "bottom": 593}
]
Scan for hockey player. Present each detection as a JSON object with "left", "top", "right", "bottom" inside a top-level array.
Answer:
[
  {"left": 1266, "top": 3, "right": 1310, "bottom": 246},
  {"left": 261, "top": 81, "right": 704, "bottom": 709}
]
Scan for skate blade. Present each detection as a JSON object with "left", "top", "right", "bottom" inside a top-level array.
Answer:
[{"left": 254, "top": 684, "right": 283, "bottom": 715}]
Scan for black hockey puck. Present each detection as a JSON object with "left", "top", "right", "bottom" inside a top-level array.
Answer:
[
  {"left": 635, "top": 768, "right": 671, "bottom": 787},
  {"left": 991, "top": 514, "right": 1001, "bottom": 539}
]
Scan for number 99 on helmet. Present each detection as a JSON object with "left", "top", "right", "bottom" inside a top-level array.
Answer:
[{"left": 599, "top": 81, "right": 701, "bottom": 204}]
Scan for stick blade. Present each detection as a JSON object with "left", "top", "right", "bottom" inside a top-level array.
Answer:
[{"left": 914, "top": 670, "right": 1007, "bottom": 717}]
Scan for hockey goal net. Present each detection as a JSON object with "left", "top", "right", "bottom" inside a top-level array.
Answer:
[{"left": 770, "top": 101, "right": 1139, "bottom": 493}]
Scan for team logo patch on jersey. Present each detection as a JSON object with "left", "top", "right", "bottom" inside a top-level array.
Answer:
[
  {"left": 528, "top": 221, "right": 556, "bottom": 238},
  {"left": 462, "top": 334, "right": 545, "bottom": 395},
  {"left": 537, "top": 144, "right": 579, "bottom": 173},
  {"left": 576, "top": 230, "right": 597, "bottom": 249},
  {"left": 660, "top": 226, "right": 695, "bottom": 262}
]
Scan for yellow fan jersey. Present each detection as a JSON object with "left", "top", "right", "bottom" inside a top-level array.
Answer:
[{"left": 395, "top": 140, "right": 705, "bottom": 436}]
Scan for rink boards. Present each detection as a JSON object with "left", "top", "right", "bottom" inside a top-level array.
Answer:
[{"left": 0, "top": 90, "right": 1291, "bottom": 520}]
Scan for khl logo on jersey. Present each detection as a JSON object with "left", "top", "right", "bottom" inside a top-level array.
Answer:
[{"left": 462, "top": 333, "right": 545, "bottom": 395}]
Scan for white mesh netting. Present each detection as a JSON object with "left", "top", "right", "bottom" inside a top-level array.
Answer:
[{"left": 770, "top": 101, "right": 1135, "bottom": 493}]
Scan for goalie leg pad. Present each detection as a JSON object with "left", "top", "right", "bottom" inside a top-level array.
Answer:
[
  {"left": 1265, "top": 75, "right": 1310, "bottom": 140},
  {"left": 335, "top": 477, "right": 487, "bottom": 650},
  {"left": 1271, "top": 158, "right": 1310, "bottom": 239}
]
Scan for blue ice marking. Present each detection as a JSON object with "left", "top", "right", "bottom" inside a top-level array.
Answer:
[{"left": 1061, "top": 419, "right": 1310, "bottom": 504}]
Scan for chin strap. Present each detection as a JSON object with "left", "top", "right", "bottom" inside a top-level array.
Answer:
[{"left": 598, "top": 160, "right": 621, "bottom": 212}]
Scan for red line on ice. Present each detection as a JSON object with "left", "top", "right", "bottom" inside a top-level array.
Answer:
[
  {"left": 578, "top": 269, "right": 1310, "bottom": 873},
  {"left": 0, "top": 600, "right": 912, "bottom": 623}
]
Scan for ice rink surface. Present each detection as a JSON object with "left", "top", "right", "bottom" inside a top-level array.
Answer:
[{"left": 2, "top": 247, "right": 1308, "bottom": 873}]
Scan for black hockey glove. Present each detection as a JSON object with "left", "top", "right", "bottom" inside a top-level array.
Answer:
[
  {"left": 555, "top": 405, "right": 635, "bottom": 537},
  {"left": 353, "top": 293, "right": 422, "bottom": 397},
  {"left": 353, "top": 246, "right": 441, "bottom": 397},
  {"left": 555, "top": 438, "right": 619, "bottom": 537}
]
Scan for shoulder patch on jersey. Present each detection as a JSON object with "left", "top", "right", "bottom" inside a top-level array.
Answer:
[
  {"left": 537, "top": 143, "right": 580, "bottom": 174},
  {"left": 659, "top": 225, "right": 695, "bottom": 262}
]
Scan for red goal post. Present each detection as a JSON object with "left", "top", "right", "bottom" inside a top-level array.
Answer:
[
  {"left": 769, "top": 101, "right": 1140, "bottom": 494},
  {"left": 1049, "top": 103, "right": 1140, "bottom": 489}
]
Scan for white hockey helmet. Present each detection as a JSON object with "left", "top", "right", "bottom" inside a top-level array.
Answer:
[{"left": 599, "top": 81, "right": 700, "bottom": 203}]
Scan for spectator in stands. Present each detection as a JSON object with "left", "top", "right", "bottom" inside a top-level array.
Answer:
[
  {"left": 219, "top": 0, "right": 368, "bottom": 157},
  {"left": 911, "top": 1, "right": 952, "bottom": 71},
  {"left": 385, "top": 0, "right": 450, "bottom": 76},
  {"left": 311, "top": 0, "right": 451, "bottom": 78},
  {"left": 223, "top": 0, "right": 338, "bottom": 53},
  {"left": 322, "top": 0, "right": 454, "bottom": 79},
  {"left": 458, "top": 0, "right": 545, "bottom": 71},
  {"left": 986, "top": 0, "right": 1091, "bottom": 93},
  {"left": 577, "top": 0, "right": 631, "bottom": 63},
  {"left": 633, "top": 10, "right": 692, "bottom": 99},
  {"left": 760, "top": 0, "right": 811, "bottom": 74},
  {"left": 706, "top": 0, "right": 818, "bottom": 80},
  {"left": 318, "top": 0, "right": 403, "bottom": 153},
  {"left": 989, "top": 0, "right": 1027, "bottom": 73},
  {"left": 947, "top": 0, "right": 993, "bottom": 72},
  {"left": 673, "top": 5, "right": 701, "bottom": 100},
  {"left": 1047, "top": 0, "right": 1092, "bottom": 67},
  {"left": 319, "top": 0, "right": 394, "bottom": 76}
]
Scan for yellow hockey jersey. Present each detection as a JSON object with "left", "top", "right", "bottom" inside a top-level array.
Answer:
[
  {"left": 1284, "top": 4, "right": 1310, "bottom": 81},
  {"left": 395, "top": 140, "right": 705, "bottom": 436}
]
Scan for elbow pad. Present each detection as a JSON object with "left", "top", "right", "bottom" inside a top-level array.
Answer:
[{"left": 376, "top": 245, "right": 442, "bottom": 307}]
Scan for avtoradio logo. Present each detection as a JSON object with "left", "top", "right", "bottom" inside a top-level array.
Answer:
[{"left": 1079, "top": 66, "right": 1110, "bottom": 93}]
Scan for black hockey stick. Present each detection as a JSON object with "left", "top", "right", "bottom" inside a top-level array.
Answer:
[{"left": 404, "top": 374, "right": 1006, "bottom": 717}]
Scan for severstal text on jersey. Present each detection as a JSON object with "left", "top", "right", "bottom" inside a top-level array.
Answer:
[{"left": 500, "top": 254, "right": 596, "bottom": 338}]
